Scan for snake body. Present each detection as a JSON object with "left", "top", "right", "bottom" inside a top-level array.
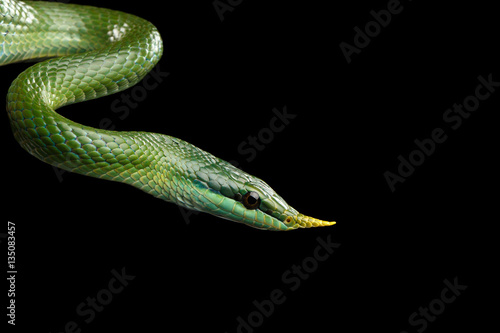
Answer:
[{"left": 1, "top": 0, "right": 335, "bottom": 230}]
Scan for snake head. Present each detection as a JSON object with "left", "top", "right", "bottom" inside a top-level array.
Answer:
[
  {"left": 183, "top": 158, "right": 336, "bottom": 231},
  {"left": 154, "top": 135, "right": 336, "bottom": 231}
]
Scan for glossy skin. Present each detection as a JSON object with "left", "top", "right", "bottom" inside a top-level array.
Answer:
[{"left": 1, "top": 0, "right": 335, "bottom": 230}]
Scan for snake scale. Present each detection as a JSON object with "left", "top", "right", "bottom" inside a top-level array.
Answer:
[{"left": 1, "top": 0, "right": 335, "bottom": 230}]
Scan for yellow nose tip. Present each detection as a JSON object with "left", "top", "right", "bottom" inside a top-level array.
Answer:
[{"left": 286, "top": 214, "right": 336, "bottom": 229}]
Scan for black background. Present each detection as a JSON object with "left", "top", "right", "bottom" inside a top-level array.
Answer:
[{"left": 2, "top": 0, "right": 497, "bottom": 332}]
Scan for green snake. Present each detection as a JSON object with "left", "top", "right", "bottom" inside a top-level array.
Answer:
[{"left": 1, "top": 0, "right": 335, "bottom": 230}]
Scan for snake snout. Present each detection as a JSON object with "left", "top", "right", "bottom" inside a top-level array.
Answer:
[{"left": 284, "top": 214, "right": 336, "bottom": 230}]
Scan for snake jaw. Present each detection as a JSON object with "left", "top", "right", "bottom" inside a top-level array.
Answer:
[
  {"left": 283, "top": 214, "right": 336, "bottom": 230},
  {"left": 191, "top": 185, "right": 336, "bottom": 231}
]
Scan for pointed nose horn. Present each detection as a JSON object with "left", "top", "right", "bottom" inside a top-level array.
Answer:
[{"left": 285, "top": 213, "right": 336, "bottom": 229}]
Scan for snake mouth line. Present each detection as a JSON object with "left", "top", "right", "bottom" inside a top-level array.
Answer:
[{"left": 189, "top": 179, "right": 336, "bottom": 230}]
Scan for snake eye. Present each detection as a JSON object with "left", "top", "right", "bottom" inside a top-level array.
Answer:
[{"left": 242, "top": 191, "right": 260, "bottom": 209}]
